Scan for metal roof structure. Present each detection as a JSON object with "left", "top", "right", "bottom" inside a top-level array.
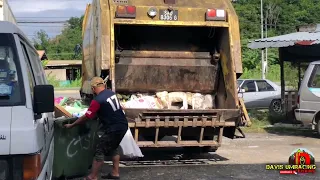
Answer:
[
  {"left": 37, "top": 50, "right": 48, "bottom": 60},
  {"left": 248, "top": 24, "right": 320, "bottom": 49},
  {"left": 45, "top": 60, "right": 82, "bottom": 67}
]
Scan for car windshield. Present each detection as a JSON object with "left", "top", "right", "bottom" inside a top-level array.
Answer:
[
  {"left": 237, "top": 80, "right": 243, "bottom": 87},
  {"left": 0, "top": 33, "right": 25, "bottom": 106}
]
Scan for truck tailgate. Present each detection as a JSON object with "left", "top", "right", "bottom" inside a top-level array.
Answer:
[{"left": 115, "top": 50, "right": 219, "bottom": 93}]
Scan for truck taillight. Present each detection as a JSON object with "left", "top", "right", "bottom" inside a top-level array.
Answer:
[
  {"left": 206, "top": 9, "right": 226, "bottom": 21},
  {"left": 116, "top": 5, "right": 136, "bottom": 18},
  {"left": 297, "top": 94, "right": 300, "bottom": 106}
]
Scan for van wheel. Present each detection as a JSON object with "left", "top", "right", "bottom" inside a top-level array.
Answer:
[{"left": 269, "top": 99, "right": 282, "bottom": 115}]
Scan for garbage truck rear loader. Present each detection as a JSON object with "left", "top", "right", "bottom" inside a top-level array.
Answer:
[{"left": 81, "top": 0, "right": 243, "bottom": 151}]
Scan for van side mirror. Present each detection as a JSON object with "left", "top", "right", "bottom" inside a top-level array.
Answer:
[{"left": 34, "top": 85, "right": 54, "bottom": 114}]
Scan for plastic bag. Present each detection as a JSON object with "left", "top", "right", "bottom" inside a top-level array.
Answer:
[
  {"left": 203, "top": 94, "right": 215, "bottom": 109},
  {"left": 156, "top": 91, "right": 188, "bottom": 109},
  {"left": 119, "top": 128, "right": 144, "bottom": 158},
  {"left": 72, "top": 108, "right": 88, "bottom": 117},
  {"left": 123, "top": 96, "right": 162, "bottom": 109},
  {"left": 54, "top": 97, "right": 64, "bottom": 104},
  {"left": 191, "top": 93, "right": 205, "bottom": 109}
]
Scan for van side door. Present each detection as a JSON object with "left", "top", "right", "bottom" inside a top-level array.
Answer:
[
  {"left": 19, "top": 40, "right": 51, "bottom": 178},
  {"left": 299, "top": 64, "right": 320, "bottom": 125}
]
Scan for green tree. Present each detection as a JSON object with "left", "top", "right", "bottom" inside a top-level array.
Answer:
[
  {"left": 33, "top": 30, "right": 50, "bottom": 51},
  {"left": 33, "top": 16, "right": 84, "bottom": 60},
  {"left": 233, "top": 0, "right": 320, "bottom": 82}
]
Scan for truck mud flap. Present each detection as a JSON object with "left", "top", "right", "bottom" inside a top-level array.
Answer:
[{"left": 125, "top": 109, "right": 240, "bottom": 148}]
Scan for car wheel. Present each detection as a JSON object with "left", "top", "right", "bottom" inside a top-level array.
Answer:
[
  {"left": 317, "top": 120, "right": 320, "bottom": 136},
  {"left": 269, "top": 99, "right": 282, "bottom": 115}
]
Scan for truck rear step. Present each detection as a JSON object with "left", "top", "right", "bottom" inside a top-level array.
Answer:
[{"left": 126, "top": 109, "right": 239, "bottom": 148}]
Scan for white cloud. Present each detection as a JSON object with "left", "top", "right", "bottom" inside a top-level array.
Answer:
[{"left": 9, "top": 0, "right": 91, "bottom": 13}]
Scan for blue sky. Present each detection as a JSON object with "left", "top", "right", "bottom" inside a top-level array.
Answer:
[{"left": 9, "top": 0, "right": 91, "bottom": 39}]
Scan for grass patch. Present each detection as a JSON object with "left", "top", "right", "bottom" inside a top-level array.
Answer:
[
  {"left": 47, "top": 72, "right": 81, "bottom": 88},
  {"left": 243, "top": 118, "right": 270, "bottom": 133},
  {"left": 242, "top": 109, "right": 271, "bottom": 133},
  {"left": 241, "top": 109, "right": 318, "bottom": 137}
]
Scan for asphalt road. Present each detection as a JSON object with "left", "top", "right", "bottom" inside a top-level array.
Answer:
[
  {"left": 55, "top": 90, "right": 320, "bottom": 179},
  {"left": 102, "top": 164, "right": 320, "bottom": 180},
  {"left": 101, "top": 133, "right": 320, "bottom": 180}
]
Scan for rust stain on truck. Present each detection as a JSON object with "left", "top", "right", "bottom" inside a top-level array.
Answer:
[{"left": 81, "top": 0, "right": 243, "bottom": 150}]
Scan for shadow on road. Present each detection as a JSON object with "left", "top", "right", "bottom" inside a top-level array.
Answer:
[
  {"left": 104, "top": 147, "right": 229, "bottom": 167},
  {"left": 264, "top": 127, "right": 319, "bottom": 139}
]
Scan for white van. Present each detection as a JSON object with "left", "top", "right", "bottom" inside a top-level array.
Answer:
[
  {"left": 295, "top": 61, "right": 320, "bottom": 135},
  {"left": 0, "top": 21, "right": 55, "bottom": 180}
]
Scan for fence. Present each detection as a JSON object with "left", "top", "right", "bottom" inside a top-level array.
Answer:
[{"left": 284, "top": 91, "right": 298, "bottom": 122}]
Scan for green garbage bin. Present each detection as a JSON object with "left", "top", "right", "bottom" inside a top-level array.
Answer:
[{"left": 52, "top": 117, "right": 99, "bottom": 179}]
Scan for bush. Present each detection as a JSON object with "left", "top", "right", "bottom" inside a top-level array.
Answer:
[{"left": 46, "top": 72, "right": 81, "bottom": 88}]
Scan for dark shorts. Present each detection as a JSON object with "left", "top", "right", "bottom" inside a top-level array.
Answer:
[{"left": 94, "top": 129, "right": 127, "bottom": 162}]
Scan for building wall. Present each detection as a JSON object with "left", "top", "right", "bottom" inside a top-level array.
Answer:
[{"left": 45, "top": 69, "right": 66, "bottom": 81}]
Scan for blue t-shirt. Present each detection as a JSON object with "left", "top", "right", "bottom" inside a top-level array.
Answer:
[{"left": 85, "top": 89, "right": 128, "bottom": 132}]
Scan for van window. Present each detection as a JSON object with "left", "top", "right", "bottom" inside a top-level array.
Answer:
[
  {"left": 0, "top": 34, "right": 25, "bottom": 106},
  {"left": 20, "top": 43, "right": 35, "bottom": 99},
  {"left": 308, "top": 65, "right": 320, "bottom": 88},
  {"left": 26, "top": 46, "right": 45, "bottom": 84}
]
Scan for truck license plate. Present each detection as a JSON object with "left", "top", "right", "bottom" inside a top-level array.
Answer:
[{"left": 159, "top": 9, "right": 178, "bottom": 21}]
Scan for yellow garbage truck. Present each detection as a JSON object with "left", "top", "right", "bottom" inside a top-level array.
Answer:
[{"left": 80, "top": 0, "right": 243, "bottom": 152}]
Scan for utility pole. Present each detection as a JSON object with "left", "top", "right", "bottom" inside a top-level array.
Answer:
[
  {"left": 261, "top": 0, "right": 265, "bottom": 79},
  {"left": 265, "top": 6, "right": 268, "bottom": 75}
]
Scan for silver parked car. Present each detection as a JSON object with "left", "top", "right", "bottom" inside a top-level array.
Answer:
[{"left": 237, "top": 79, "right": 282, "bottom": 113}]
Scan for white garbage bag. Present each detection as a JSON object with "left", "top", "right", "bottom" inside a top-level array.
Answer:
[
  {"left": 156, "top": 91, "right": 188, "bottom": 109},
  {"left": 119, "top": 128, "right": 144, "bottom": 158}
]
